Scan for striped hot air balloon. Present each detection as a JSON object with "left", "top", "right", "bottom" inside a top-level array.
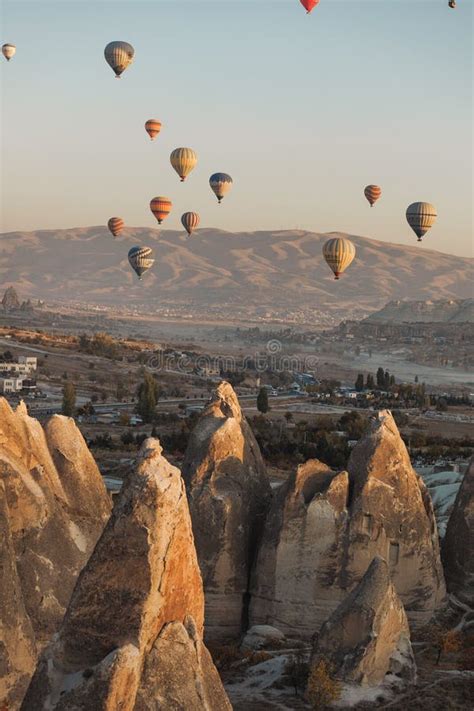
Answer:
[
  {"left": 322, "top": 237, "right": 356, "bottom": 280},
  {"left": 2, "top": 43, "right": 16, "bottom": 61},
  {"left": 181, "top": 212, "right": 200, "bottom": 236},
  {"left": 104, "top": 41, "right": 134, "bottom": 78},
  {"left": 107, "top": 217, "right": 124, "bottom": 237},
  {"left": 170, "top": 148, "right": 197, "bottom": 182},
  {"left": 300, "top": 0, "right": 320, "bottom": 14},
  {"left": 150, "top": 196, "right": 172, "bottom": 224},
  {"left": 364, "top": 184, "right": 382, "bottom": 207},
  {"left": 406, "top": 202, "right": 437, "bottom": 242},
  {"left": 145, "top": 119, "right": 162, "bottom": 141},
  {"left": 128, "top": 246, "right": 154, "bottom": 280},
  {"left": 209, "top": 173, "right": 233, "bottom": 204}
]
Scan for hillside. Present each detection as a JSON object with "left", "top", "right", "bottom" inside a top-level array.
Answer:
[
  {"left": 0, "top": 227, "right": 472, "bottom": 321},
  {"left": 365, "top": 298, "right": 474, "bottom": 323}
]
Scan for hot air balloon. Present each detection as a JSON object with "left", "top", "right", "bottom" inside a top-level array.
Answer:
[
  {"left": 406, "top": 202, "right": 437, "bottom": 242},
  {"left": 150, "top": 196, "right": 172, "bottom": 224},
  {"left": 145, "top": 119, "right": 162, "bottom": 141},
  {"left": 322, "top": 237, "right": 356, "bottom": 280},
  {"left": 181, "top": 212, "right": 200, "bottom": 236},
  {"left": 170, "top": 148, "right": 197, "bottom": 182},
  {"left": 128, "top": 246, "right": 154, "bottom": 280},
  {"left": 209, "top": 173, "right": 233, "bottom": 204},
  {"left": 2, "top": 43, "right": 16, "bottom": 61},
  {"left": 364, "top": 185, "right": 382, "bottom": 207},
  {"left": 300, "top": 0, "right": 320, "bottom": 14},
  {"left": 108, "top": 217, "right": 124, "bottom": 237},
  {"left": 104, "top": 41, "right": 134, "bottom": 78}
]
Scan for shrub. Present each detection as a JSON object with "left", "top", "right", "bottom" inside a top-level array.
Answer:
[
  {"left": 284, "top": 650, "right": 309, "bottom": 696},
  {"left": 306, "top": 658, "right": 341, "bottom": 710}
]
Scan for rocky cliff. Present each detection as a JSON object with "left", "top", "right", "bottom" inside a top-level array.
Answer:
[
  {"left": 182, "top": 381, "right": 271, "bottom": 640},
  {"left": 443, "top": 458, "right": 473, "bottom": 605},
  {"left": 21, "top": 439, "right": 231, "bottom": 710},
  {"left": 250, "top": 410, "right": 445, "bottom": 635},
  {"left": 311, "top": 556, "right": 416, "bottom": 687},
  {"left": 0, "top": 399, "right": 111, "bottom": 708}
]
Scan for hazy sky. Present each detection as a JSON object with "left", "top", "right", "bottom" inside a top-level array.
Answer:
[{"left": 1, "top": 0, "right": 472, "bottom": 257}]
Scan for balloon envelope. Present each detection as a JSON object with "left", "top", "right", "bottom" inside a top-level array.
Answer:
[
  {"left": 104, "top": 41, "right": 134, "bottom": 77},
  {"left": 300, "top": 0, "right": 320, "bottom": 14},
  {"left": 128, "top": 246, "right": 154, "bottom": 279},
  {"left": 107, "top": 217, "right": 124, "bottom": 237},
  {"left": 209, "top": 173, "right": 233, "bottom": 203},
  {"left": 2, "top": 43, "right": 16, "bottom": 61},
  {"left": 145, "top": 119, "right": 162, "bottom": 141},
  {"left": 170, "top": 148, "right": 197, "bottom": 181},
  {"left": 181, "top": 212, "right": 200, "bottom": 236},
  {"left": 323, "top": 237, "right": 356, "bottom": 279},
  {"left": 364, "top": 185, "right": 382, "bottom": 207},
  {"left": 406, "top": 202, "right": 437, "bottom": 241},
  {"left": 150, "top": 196, "right": 172, "bottom": 224}
]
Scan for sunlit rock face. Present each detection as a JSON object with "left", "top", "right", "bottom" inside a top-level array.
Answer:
[
  {"left": 182, "top": 381, "right": 271, "bottom": 640},
  {"left": 0, "top": 399, "right": 111, "bottom": 708},
  {"left": 21, "top": 439, "right": 231, "bottom": 711},
  {"left": 250, "top": 410, "right": 446, "bottom": 636},
  {"left": 311, "top": 556, "right": 416, "bottom": 687},
  {"left": 443, "top": 457, "right": 474, "bottom": 605}
]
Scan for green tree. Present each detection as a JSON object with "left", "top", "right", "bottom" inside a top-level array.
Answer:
[
  {"left": 284, "top": 411, "right": 293, "bottom": 423},
  {"left": 116, "top": 381, "right": 128, "bottom": 402},
  {"left": 376, "top": 367, "right": 385, "bottom": 388},
  {"left": 62, "top": 381, "right": 76, "bottom": 416},
  {"left": 257, "top": 387, "right": 269, "bottom": 414},
  {"left": 384, "top": 370, "right": 391, "bottom": 389},
  {"left": 366, "top": 373, "right": 375, "bottom": 389},
  {"left": 355, "top": 374, "right": 364, "bottom": 392},
  {"left": 136, "top": 372, "right": 159, "bottom": 422}
]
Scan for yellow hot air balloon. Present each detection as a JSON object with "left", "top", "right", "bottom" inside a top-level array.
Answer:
[
  {"left": 181, "top": 212, "right": 200, "bottom": 236},
  {"left": 170, "top": 148, "right": 197, "bottom": 182},
  {"left": 108, "top": 217, "right": 124, "bottom": 237},
  {"left": 322, "top": 237, "right": 356, "bottom": 280},
  {"left": 2, "top": 43, "right": 16, "bottom": 61},
  {"left": 150, "top": 196, "right": 172, "bottom": 224},
  {"left": 104, "top": 41, "right": 134, "bottom": 78},
  {"left": 406, "top": 202, "right": 437, "bottom": 242},
  {"left": 364, "top": 185, "right": 382, "bottom": 207},
  {"left": 145, "top": 119, "right": 162, "bottom": 141}
]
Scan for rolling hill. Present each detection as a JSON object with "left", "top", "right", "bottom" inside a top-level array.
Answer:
[{"left": 0, "top": 227, "right": 472, "bottom": 322}]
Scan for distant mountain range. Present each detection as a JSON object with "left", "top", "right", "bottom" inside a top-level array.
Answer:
[
  {"left": 0, "top": 227, "right": 472, "bottom": 322},
  {"left": 365, "top": 298, "right": 474, "bottom": 324}
]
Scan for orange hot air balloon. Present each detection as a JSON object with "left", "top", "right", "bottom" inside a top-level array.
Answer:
[
  {"left": 364, "top": 185, "right": 382, "bottom": 207},
  {"left": 300, "top": 0, "right": 320, "bottom": 14},
  {"left": 108, "top": 217, "right": 124, "bottom": 237},
  {"left": 150, "top": 196, "right": 172, "bottom": 224},
  {"left": 145, "top": 119, "right": 162, "bottom": 141}
]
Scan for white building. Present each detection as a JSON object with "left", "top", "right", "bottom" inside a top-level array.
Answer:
[
  {"left": 0, "top": 377, "right": 25, "bottom": 393},
  {"left": 18, "top": 356, "right": 38, "bottom": 370},
  {"left": 0, "top": 357, "right": 37, "bottom": 375}
]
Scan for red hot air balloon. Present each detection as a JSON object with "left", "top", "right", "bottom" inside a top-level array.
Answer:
[{"left": 300, "top": 0, "right": 320, "bottom": 14}]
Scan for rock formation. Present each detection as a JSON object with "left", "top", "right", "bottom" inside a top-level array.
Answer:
[
  {"left": 0, "top": 481, "right": 37, "bottom": 708},
  {"left": 182, "top": 381, "right": 271, "bottom": 640},
  {"left": 443, "top": 457, "right": 473, "bottom": 604},
  {"left": 21, "top": 439, "right": 231, "bottom": 711},
  {"left": 311, "top": 557, "right": 416, "bottom": 687},
  {"left": 0, "top": 399, "right": 111, "bottom": 708},
  {"left": 1, "top": 285, "right": 20, "bottom": 311},
  {"left": 250, "top": 410, "right": 445, "bottom": 635},
  {"left": 250, "top": 459, "right": 349, "bottom": 636}
]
